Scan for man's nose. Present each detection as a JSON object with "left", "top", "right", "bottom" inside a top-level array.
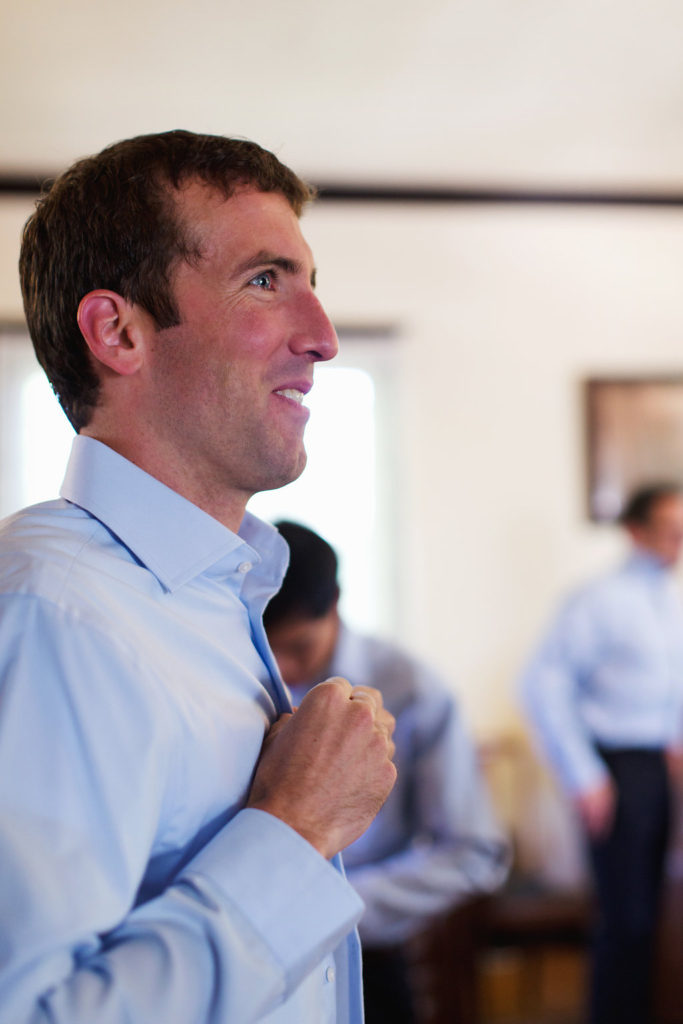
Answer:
[{"left": 290, "top": 292, "right": 339, "bottom": 362}]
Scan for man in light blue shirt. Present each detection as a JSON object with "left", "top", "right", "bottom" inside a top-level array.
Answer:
[
  {"left": 0, "top": 131, "right": 397, "bottom": 1022},
  {"left": 265, "top": 521, "right": 509, "bottom": 1024},
  {"left": 521, "top": 484, "right": 683, "bottom": 1024}
]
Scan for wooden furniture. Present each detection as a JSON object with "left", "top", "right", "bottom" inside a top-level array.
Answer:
[
  {"left": 407, "top": 883, "right": 591, "bottom": 1024},
  {"left": 403, "top": 736, "right": 683, "bottom": 1023}
]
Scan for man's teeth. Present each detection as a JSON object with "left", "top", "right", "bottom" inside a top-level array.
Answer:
[{"left": 276, "top": 389, "right": 304, "bottom": 404}]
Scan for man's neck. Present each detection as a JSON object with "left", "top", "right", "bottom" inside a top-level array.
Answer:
[{"left": 79, "top": 427, "right": 248, "bottom": 534}]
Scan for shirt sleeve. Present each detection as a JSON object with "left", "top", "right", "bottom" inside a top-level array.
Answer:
[
  {"left": 0, "top": 595, "right": 362, "bottom": 1023},
  {"left": 345, "top": 684, "right": 509, "bottom": 946},
  {"left": 519, "top": 595, "right": 611, "bottom": 795}
]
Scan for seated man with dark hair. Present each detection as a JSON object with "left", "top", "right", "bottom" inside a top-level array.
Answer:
[{"left": 265, "top": 521, "right": 509, "bottom": 1024}]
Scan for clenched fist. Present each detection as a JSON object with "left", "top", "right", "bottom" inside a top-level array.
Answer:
[{"left": 247, "top": 677, "right": 397, "bottom": 859}]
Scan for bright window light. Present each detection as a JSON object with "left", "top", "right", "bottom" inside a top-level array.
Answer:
[
  {"left": 19, "top": 370, "right": 75, "bottom": 508},
  {"left": 1, "top": 338, "right": 391, "bottom": 636},
  {"left": 248, "top": 365, "right": 380, "bottom": 633},
  {"left": 0, "top": 335, "right": 75, "bottom": 518}
]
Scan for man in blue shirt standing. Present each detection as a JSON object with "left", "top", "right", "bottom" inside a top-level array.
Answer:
[
  {"left": 0, "top": 131, "right": 397, "bottom": 1022},
  {"left": 521, "top": 484, "right": 683, "bottom": 1024},
  {"left": 265, "top": 521, "right": 509, "bottom": 1024}
]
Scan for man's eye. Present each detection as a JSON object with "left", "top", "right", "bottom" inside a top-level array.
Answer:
[{"left": 250, "top": 271, "right": 274, "bottom": 290}]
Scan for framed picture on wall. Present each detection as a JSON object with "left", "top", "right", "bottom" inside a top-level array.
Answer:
[{"left": 585, "top": 376, "right": 683, "bottom": 522}]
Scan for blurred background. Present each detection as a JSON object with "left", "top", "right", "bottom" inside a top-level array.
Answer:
[{"left": 1, "top": 2, "right": 683, "bottom": 1019}]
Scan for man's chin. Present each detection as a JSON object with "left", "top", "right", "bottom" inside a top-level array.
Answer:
[{"left": 254, "top": 452, "right": 308, "bottom": 494}]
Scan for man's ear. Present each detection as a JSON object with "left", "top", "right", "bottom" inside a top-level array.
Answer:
[{"left": 77, "top": 290, "right": 148, "bottom": 377}]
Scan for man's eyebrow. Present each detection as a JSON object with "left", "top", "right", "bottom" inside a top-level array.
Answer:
[{"left": 235, "top": 250, "right": 317, "bottom": 287}]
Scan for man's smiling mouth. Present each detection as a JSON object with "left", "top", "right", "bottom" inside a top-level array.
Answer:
[{"left": 275, "top": 388, "right": 305, "bottom": 405}]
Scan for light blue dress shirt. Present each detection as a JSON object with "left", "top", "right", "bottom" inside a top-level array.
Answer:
[
  {"left": 0, "top": 436, "right": 364, "bottom": 1023},
  {"left": 290, "top": 626, "right": 509, "bottom": 947},
  {"left": 520, "top": 551, "right": 683, "bottom": 795}
]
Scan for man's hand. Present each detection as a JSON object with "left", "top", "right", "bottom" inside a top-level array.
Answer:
[
  {"left": 247, "top": 678, "right": 397, "bottom": 859},
  {"left": 574, "top": 777, "right": 616, "bottom": 840}
]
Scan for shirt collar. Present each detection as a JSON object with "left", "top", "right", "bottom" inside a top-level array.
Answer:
[
  {"left": 624, "top": 548, "right": 671, "bottom": 578},
  {"left": 60, "top": 436, "right": 289, "bottom": 594}
]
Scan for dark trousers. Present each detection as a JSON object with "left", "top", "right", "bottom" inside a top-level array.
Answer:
[
  {"left": 588, "top": 748, "right": 671, "bottom": 1024},
  {"left": 362, "top": 946, "right": 416, "bottom": 1024}
]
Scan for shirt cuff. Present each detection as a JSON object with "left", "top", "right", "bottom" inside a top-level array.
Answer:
[
  {"left": 180, "top": 807, "right": 364, "bottom": 990},
  {"left": 563, "top": 751, "right": 611, "bottom": 796}
]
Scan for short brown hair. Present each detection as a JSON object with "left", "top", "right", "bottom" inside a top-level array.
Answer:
[
  {"left": 619, "top": 483, "right": 683, "bottom": 526},
  {"left": 19, "top": 130, "right": 314, "bottom": 430}
]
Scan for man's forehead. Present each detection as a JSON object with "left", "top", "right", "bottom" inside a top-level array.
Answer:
[
  {"left": 170, "top": 180, "right": 313, "bottom": 266},
  {"left": 651, "top": 495, "right": 683, "bottom": 519},
  {"left": 171, "top": 179, "right": 297, "bottom": 229}
]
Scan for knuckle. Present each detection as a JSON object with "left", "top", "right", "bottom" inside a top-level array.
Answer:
[
  {"left": 368, "top": 726, "right": 393, "bottom": 762},
  {"left": 377, "top": 759, "right": 397, "bottom": 796},
  {"left": 310, "top": 678, "right": 347, "bottom": 708},
  {"left": 350, "top": 698, "right": 376, "bottom": 728},
  {"left": 380, "top": 710, "right": 396, "bottom": 734},
  {"left": 365, "top": 686, "right": 384, "bottom": 708},
  {"left": 327, "top": 675, "right": 352, "bottom": 692}
]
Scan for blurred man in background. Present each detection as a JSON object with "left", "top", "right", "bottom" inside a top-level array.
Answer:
[
  {"left": 521, "top": 483, "right": 683, "bottom": 1024},
  {"left": 265, "top": 520, "right": 510, "bottom": 1024}
]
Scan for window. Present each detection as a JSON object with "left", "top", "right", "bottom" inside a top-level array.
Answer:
[
  {"left": 0, "top": 330, "right": 398, "bottom": 635},
  {"left": 0, "top": 330, "right": 74, "bottom": 518},
  {"left": 248, "top": 357, "right": 391, "bottom": 634}
]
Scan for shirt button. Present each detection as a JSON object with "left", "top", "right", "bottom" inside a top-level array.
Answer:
[
  {"left": 325, "top": 966, "right": 336, "bottom": 984},
  {"left": 237, "top": 561, "right": 252, "bottom": 574}
]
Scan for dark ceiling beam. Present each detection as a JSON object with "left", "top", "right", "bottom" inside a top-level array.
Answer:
[
  {"left": 314, "top": 183, "right": 683, "bottom": 207},
  {"left": 2, "top": 174, "right": 683, "bottom": 207},
  {"left": 0, "top": 175, "right": 52, "bottom": 194}
]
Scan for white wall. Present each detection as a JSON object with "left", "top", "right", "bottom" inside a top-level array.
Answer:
[{"left": 3, "top": 196, "right": 683, "bottom": 743}]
